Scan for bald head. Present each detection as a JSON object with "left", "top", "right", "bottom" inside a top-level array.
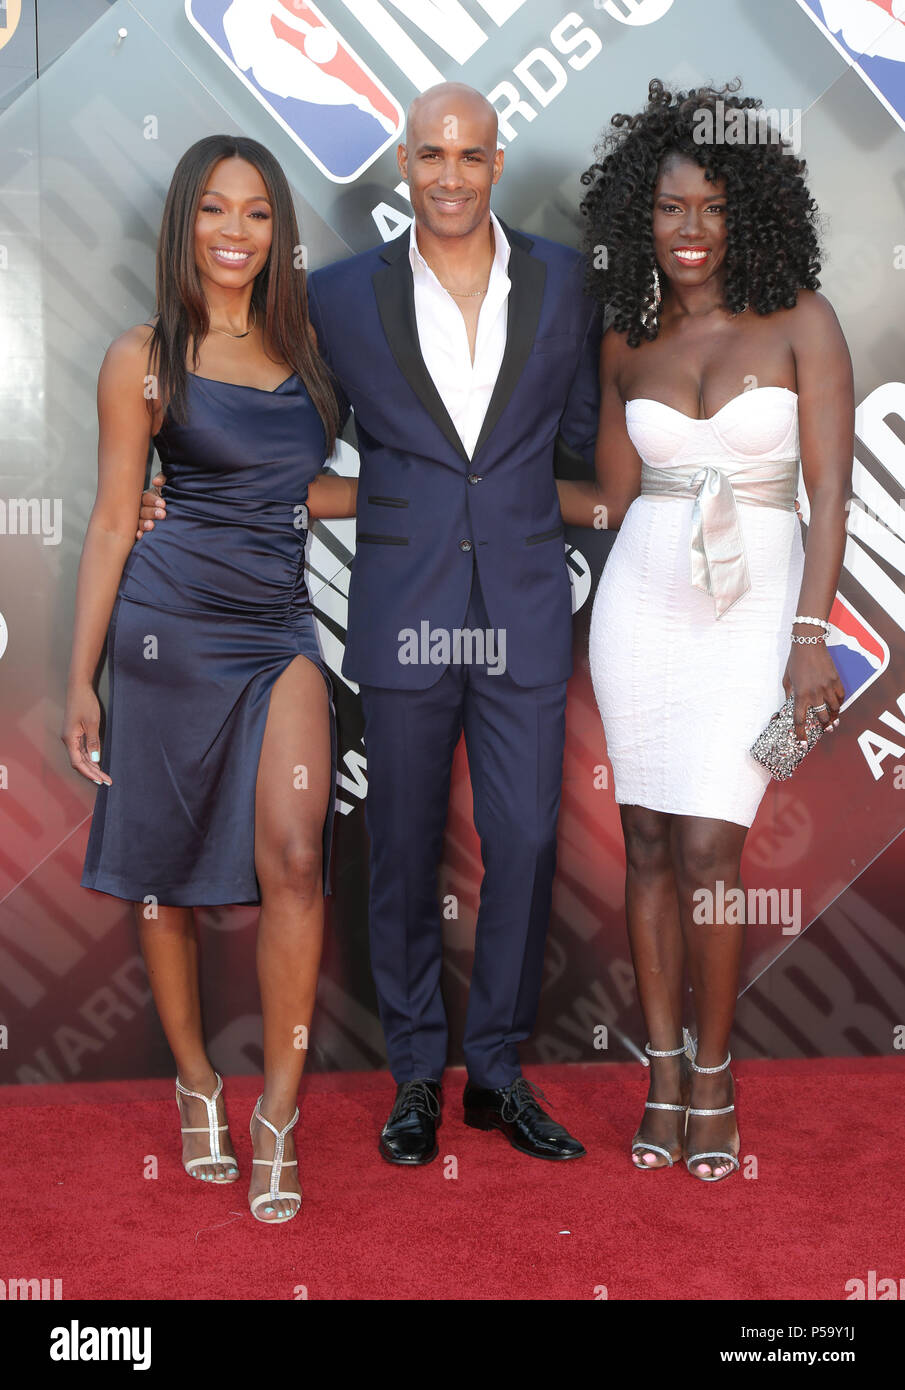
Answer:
[{"left": 406, "top": 83, "right": 499, "bottom": 150}]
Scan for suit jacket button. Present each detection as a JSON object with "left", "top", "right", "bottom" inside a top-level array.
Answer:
[
  {"left": 466, "top": 473, "right": 481, "bottom": 484},
  {"left": 459, "top": 538, "right": 473, "bottom": 552}
]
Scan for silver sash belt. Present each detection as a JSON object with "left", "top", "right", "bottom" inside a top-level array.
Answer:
[{"left": 639, "top": 458, "right": 799, "bottom": 618}]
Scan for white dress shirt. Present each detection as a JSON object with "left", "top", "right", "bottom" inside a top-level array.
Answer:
[{"left": 408, "top": 209, "right": 511, "bottom": 459}]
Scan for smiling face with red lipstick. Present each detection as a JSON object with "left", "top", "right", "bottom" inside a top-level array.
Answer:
[
  {"left": 651, "top": 152, "right": 729, "bottom": 304},
  {"left": 582, "top": 79, "right": 822, "bottom": 345}
]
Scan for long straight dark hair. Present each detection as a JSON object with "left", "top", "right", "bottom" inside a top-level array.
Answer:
[{"left": 148, "top": 134, "right": 339, "bottom": 452}]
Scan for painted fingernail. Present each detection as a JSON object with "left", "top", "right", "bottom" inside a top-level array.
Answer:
[
  {"left": 94, "top": 780, "right": 103, "bottom": 786},
  {"left": 90, "top": 751, "right": 100, "bottom": 762}
]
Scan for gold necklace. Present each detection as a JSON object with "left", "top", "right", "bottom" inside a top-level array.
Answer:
[
  {"left": 444, "top": 286, "right": 487, "bottom": 297},
  {"left": 209, "top": 304, "right": 257, "bottom": 338}
]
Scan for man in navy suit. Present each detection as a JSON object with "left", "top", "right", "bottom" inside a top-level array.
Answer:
[{"left": 141, "top": 84, "right": 600, "bottom": 1165}]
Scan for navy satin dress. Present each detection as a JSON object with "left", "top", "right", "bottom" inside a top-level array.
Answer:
[{"left": 82, "top": 371, "right": 337, "bottom": 906}]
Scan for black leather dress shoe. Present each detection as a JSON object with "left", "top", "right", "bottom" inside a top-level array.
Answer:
[
  {"left": 463, "top": 1077, "right": 586, "bottom": 1160},
  {"left": 379, "top": 1078, "right": 441, "bottom": 1165}
]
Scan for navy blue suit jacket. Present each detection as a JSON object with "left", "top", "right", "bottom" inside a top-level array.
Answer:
[{"left": 307, "top": 221, "right": 601, "bottom": 689}]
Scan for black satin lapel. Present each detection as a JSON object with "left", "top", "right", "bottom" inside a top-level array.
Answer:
[
  {"left": 471, "top": 240, "right": 546, "bottom": 460},
  {"left": 372, "top": 248, "right": 470, "bottom": 464}
]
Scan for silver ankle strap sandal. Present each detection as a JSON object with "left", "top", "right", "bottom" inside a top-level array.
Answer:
[
  {"left": 644, "top": 1027, "right": 696, "bottom": 1061},
  {"left": 632, "top": 1028, "right": 695, "bottom": 1170},
  {"left": 685, "top": 1050, "right": 740, "bottom": 1181},
  {"left": 249, "top": 1097, "right": 302, "bottom": 1224},
  {"left": 175, "top": 1071, "right": 238, "bottom": 1183}
]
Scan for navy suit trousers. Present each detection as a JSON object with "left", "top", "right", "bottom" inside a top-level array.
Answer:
[{"left": 359, "top": 563, "right": 568, "bottom": 1089}]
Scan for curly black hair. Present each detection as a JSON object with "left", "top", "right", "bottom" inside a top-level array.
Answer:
[{"left": 579, "top": 78, "right": 822, "bottom": 347}]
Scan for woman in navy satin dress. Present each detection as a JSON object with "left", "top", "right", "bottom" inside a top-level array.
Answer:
[{"left": 63, "top": 136, "right": 355, "bottom": 1225}]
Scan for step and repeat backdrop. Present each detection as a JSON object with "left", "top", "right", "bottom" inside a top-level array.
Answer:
[{"left": 1, "top": 0, "right": 904, "bottom": 1083}]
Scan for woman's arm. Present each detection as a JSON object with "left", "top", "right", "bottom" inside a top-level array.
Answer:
[
  {"left": 556, "top": 326, "right": 642, "bottom": 530},
  {"left": 61, "top": 327, "right": 154, "bottom": 784},
  {"left": 138, "top": 467, "right": 359, "bottom": 529},
  {"left": 785, "top": 290, "right": 855, "bottom": 741}
]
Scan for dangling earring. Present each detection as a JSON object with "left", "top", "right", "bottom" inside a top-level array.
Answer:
[
  {"left": 641, "top": 264, "right": 661, "bottom": 329},
  {"left": 731, "top": 254, "right": 750, "bottom": 318}
]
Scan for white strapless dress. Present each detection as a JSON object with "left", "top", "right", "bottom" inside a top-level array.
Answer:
[{"left": 588, "top": 386, "right": 805, "bottom": 827}]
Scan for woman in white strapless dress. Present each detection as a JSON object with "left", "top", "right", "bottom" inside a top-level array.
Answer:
[
  {"left": 559, "top": 80, "right": 853, "bottom": 1182},
  {"left": 591, "top": 386, "right": 804, "bottom": 827}
]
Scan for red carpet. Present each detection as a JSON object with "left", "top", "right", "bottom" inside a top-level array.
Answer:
[{"left": 2, "top": 1060, "right": 901, "bottom": 1301}]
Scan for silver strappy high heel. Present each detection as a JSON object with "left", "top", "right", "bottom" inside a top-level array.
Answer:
[
  {"left": 175, "top": 1071, "right": 238, "bottom": 1183},
  {"left": 685, "top": 1050, "right": 740, "bottom": 1182},
  {"left": 631, "top": 1027, "right": 696, "bottom": 1170},
  {"left": 249, "top": 1096, "right": 301, "bottom": 1224}
]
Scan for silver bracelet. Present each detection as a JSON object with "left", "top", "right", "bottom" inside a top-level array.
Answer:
[
  {"left": 791, "top": 633, "right": 826, "bottom": 645},
  {"left": 793, "top": 614, "right": 831, "bottom": 632}
]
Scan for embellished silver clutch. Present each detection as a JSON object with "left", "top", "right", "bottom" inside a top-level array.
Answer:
[{"left": 749, "top": 695, "right": 824, "bottom": 781}]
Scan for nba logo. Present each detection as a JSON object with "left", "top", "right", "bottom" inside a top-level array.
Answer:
[
  {"left": 186, "top": 1, "right": 405, "bottom": 183},
  {"left": 826, "top": 594, "right": 889, "bottom": 710},
  {"left": 796, "top": 1, "right": 905, "bottom": 134}
]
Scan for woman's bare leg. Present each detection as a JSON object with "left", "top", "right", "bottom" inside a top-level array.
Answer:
[
  {"left": 136, "top": 903, "right": 237, "bottom": 1181},
  {"left": 250, "top": 654, "right": 332, "bottom": 1222},
  {"left": 620, "top": 804, "right": 690, "bottom": 1168},
  {"left": 672, "top": 815, "right": 747, "bottom": 1178}
]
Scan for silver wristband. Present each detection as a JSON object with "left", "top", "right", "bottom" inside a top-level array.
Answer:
[{"left": 793, "top": 614, "right": 831, "bottom": 633}]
